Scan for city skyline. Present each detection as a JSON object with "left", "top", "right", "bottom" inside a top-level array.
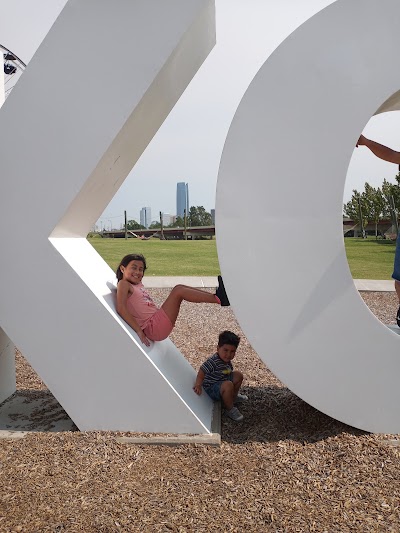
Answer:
[
  {"left": 5, "top": 0, "right": 400, "bottom": 235},
  {"left": 97, "top": 186, "right": 215, "bottom": 230}
]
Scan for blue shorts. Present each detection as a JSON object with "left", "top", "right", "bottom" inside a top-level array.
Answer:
[
  {"left": 393, "top": 233, "right": 400, "bottom": 282},
  {"left": 203, "top": 377, "right": 233, "bottom": 401}
]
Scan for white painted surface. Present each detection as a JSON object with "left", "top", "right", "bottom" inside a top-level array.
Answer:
[
  {"left": 0, "top": 53, "right": 15, "bottom": 403},
  {"left": 0, "top": 0, "right": 216, "bottom": 432},
  {"left": 217, "top": 0, "right": 400, "bottom": 433},
  {"left": 0, "top": 329, "right": 15, "bottom": 405},
  {"left": 386, "top": 325, "right": 400, "bottom": 336},
  {"left": 0, "top": 52, "right": 14, "bottom": 402}
]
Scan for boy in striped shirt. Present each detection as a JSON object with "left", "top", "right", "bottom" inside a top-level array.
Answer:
[{"left": 193, "top": 330, "right": 247, "bottom": 421}]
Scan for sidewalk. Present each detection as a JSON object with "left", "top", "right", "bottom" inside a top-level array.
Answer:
[
  {"left": 353, "top": 279, "right": 395, "bottom": 292},
  {"left": 143, "top": 277, "right": 395, "bottom": 292}
]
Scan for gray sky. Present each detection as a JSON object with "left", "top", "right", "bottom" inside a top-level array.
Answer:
[{"left": 2, "top": 0, "right": 400, "bottom": 229}]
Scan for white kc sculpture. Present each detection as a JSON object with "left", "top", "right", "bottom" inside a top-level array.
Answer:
[
  {"left": 217, "top": 0, "right": 400, "bottom": 433},
  {"left": 0, "top": 0, "right": 216, "bottom": 433},
  {"left": 1, "top": 0, "right": 400, "bottom": 433}
]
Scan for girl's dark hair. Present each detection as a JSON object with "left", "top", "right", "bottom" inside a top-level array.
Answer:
[
  {"left": 116, "top": 254, "right": 147, "bottom": 281},
  {"left": 218, "top": 330, "right": 240, "bottom": 348}
]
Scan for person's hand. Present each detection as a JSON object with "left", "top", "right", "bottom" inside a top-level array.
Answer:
[
  {"left": 193, "top": 384, "right": 202, "bottom": 395},
  {"left": 356, "top": 134, "right": 367, "bottom": 147},
  {"left": 137, "top": 329, "right": 150, "bottom": 346}
]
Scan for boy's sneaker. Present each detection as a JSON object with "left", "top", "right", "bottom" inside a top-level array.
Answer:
[
  {"left": 215, "top": 275, "right": 230, "bottom": 306},
  {"left": 234, "top": 393, "right": 248, "bottom": 404},
  {"left": 397, "top": 306, "right": 400, "bottom": 327},
  {"left": 226, "top": 406, "right": 244, "bottom": 422}
]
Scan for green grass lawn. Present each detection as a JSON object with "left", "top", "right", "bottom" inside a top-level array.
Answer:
[
  {"left": 344, "top": 237, "right": 396, "bottom": 279},
  {"left": 88, "top": 236, "right": 396, "bottom": 279},
  {"left": 89, "top": 237, "right": 220, "bottom": 276}
]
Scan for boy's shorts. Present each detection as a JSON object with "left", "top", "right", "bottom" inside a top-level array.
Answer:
[
  {"left": 143, "top": 308, "right": 173, "bottom": 341},
  {"left": 392, "top": 232, "right": 400, "bottom": 282},
  {"left": 203, "top": 376, "right": 233, "bottom": 402}
]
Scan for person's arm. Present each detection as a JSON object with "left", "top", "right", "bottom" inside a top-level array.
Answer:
[
  {"left": 116, "top": 280, "right": 150, "bottom": 346},
  {"left": 193, "top": 368, "right": 205, "bottom": 395},
  {"left": 357, "top": 134, "right": 400, "bottom": 165}
]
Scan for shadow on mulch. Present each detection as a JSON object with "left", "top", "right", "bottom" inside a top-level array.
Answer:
[
  {"left": 0, "top": 386, "right": 365, "bottom": 443},
  {"left": 0, "top": 389, "right": 77, "bottom": 432},
  {"left": 221, "top": 385, "right": 367, "bottom": 445}
]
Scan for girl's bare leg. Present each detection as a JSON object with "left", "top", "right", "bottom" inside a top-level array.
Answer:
[{"left": 161, "top": 284, "right": 218, "bottom": 324}]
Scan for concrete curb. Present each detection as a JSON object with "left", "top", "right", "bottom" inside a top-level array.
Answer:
[
  {"left": 143, "top": 276, "right": 218, "bottom": 288},
  {"left": 0, "top": 430, "right": 29, "bottom": 440},
  {"left": 115, "top": 402, "right": 222, "bottom": 447},
  {"left": 115, "top": 433, "right": 221, "bottom": 446}
]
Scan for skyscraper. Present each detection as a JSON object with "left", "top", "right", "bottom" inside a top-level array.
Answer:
[
  {"left": 140, "top": 207, "right": 151, "bottom": 228},
  {"left": 161, "top": 213, "right": 173, "bottom": 226},
  {"left": 176, "top": 182, "right": 189, "bottom": 219}
]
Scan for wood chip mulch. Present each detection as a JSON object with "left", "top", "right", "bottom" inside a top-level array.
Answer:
[{"left": 0, "top": 290, "right": 400, "bottom": 532}]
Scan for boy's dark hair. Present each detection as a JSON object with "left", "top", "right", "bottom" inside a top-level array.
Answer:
[
  {"left": 116, "top": 254, "right": 147, "bottom": 281},
  {"left": 218, "top": 330, "right": 240, "bottom": 348}
]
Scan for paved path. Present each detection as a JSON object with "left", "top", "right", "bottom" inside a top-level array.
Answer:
[
  {"left": 353, "top": 279, "right": 395, "bottom": 291},
  {"left": 143, "top": 277, "right": 395, "bottom": 292},
  {"left": 143, "top": 276, "right": 218, "bottom": 288}
]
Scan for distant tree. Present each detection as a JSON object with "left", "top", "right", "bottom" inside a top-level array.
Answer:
[
  {"left": 382, "top": 174, "right": 400, "bottom": 212},
  {"left": 169, "top": 216, "right": 184, "bottom": 228},
  {"left": 344, "top": 172, "right": 400, "bottom": 237},
  {"left": 149, "top": 221, "right": 161, "bottom": 229},
  {"left": 126, "top": 220, "right": 145, "bottom": 230},
  {"left": 343, "top": 189, "right": 368, "bottom": 237},
  {"left": 381, "top": 175, "right": 400, "bottom": 234},
  {"left": 363, "top": 183, "right": 385, "bottom": 239},
  {"left": 188, "top": 206, "right": 212, "bottom": 226}
]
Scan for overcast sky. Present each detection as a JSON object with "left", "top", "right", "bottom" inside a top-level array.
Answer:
[{"left": 2, "top": 0, "right": 400, "bottom": 229}]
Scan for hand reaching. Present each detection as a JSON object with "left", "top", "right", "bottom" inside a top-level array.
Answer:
[
  {"left": 137, "top": 329, "right": 150, "bottom": 346},
  {"left": 356, "top": 134, "right": 367, "bottom": 147},
  {"left": 193, "top": 384, "right": 202, "bottom": 395}
]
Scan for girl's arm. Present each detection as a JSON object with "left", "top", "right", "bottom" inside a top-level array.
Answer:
[
  {"left": 116, "top": 280, "right": 150, "bottom": 346},
  {"left": 357, "top": 134, "right": 400, "bottom": 165},
  {"left": 193, "top": 369, "right": 205, "bottom": 395}
]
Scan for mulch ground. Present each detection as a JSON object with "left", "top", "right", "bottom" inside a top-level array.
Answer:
[{"left": 0, "top": 290, "right": 399, "bottom": 532}]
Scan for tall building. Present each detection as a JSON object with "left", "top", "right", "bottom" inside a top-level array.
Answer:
[
  {"left": 176, "top": 182, "right": 189, "bottom": 219},
  {"left": 161, "top": 213, "right": 173, "bottom": 226},
  {"left": 140, "top": 207, "right": 151, "bottom": 228}
]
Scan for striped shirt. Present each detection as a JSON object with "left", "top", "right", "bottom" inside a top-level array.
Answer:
[{"left": 200, "top": 353, "right": 233, "bottom": 388}]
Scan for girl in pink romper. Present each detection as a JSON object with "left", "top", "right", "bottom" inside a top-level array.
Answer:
[{"left": 116, "top": 254, "right": 228, "bottom": 345}]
